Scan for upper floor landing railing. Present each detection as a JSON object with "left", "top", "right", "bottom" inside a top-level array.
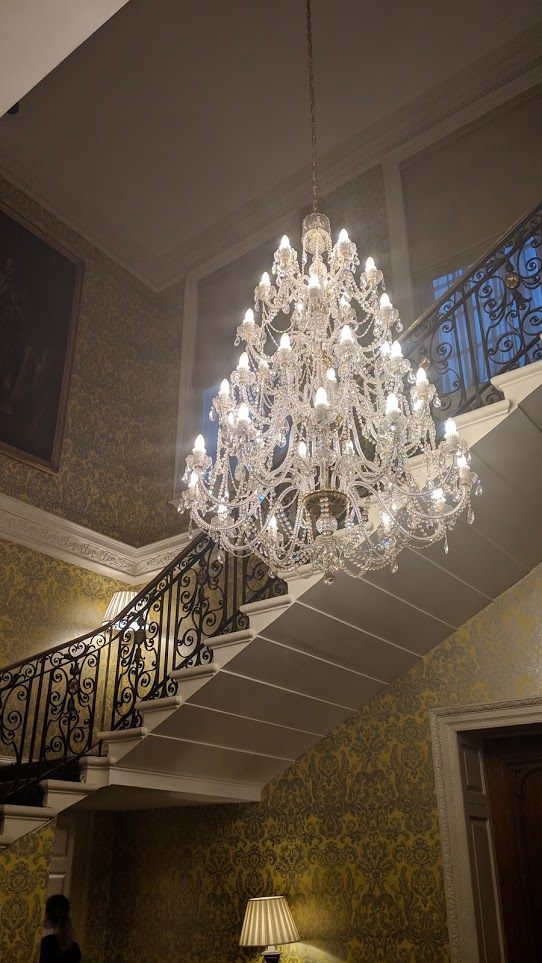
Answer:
[
  {"left": 0, "top": 534, "right": 287, "bottom": 803},
  {"left": 401, "top": 200, "right": 542, "bottom": 417}
]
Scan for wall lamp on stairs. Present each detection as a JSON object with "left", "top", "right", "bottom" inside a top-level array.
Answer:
[{"left": 240, "top": 895, "right": 299, "bottom": 963}]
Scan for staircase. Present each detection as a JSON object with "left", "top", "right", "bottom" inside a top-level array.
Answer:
[{"left": 1, "top": 201, "right": 541, "bottom": 847}]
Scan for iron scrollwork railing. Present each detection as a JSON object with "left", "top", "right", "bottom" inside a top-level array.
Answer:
[
  {"left": 401, "top": 200, "right": 542, "bottom": 417},
  {"left": 0, "top": 534, "right": 287, "bottom": 803}
]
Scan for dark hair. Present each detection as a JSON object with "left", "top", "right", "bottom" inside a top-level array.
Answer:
[{"left": 45, "top": 894, "right": 73, "bottom": 952}]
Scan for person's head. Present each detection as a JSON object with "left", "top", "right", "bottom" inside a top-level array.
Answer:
[{"left": 44, "top": 894, "right": 73, "bottom": 951}]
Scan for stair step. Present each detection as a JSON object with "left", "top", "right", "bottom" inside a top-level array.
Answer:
[
  {"left": 240, "top": 594, "right": 294, "bottom": 634},
  {"left": 98, "top": 726, "right": 148, "bottom": 742},
  {"left": 0, "top": 804, "right": 56, "bottom": 847},
  {"left": 40, "top": 778, "right": 95, "bottom": 811},
  {"left": 97, "top": 726, "right": 148, "bottom": 765},
  {"left": 206, "top": 629, "right": 255, "bottom": 669},
  {"left": 207, "top": 629, "right": 255, "bottom": 649},
  {"left": 169, "top": 663, "right": 218, "bottom": 683},
  {"left": 134, "top": 695, "right": 183, "bottom": 713}
]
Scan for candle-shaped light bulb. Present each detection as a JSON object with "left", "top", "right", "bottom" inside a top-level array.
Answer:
[
  {"left": 338, "top": 228, "right": 349, "bottom": 243},
  {"left": 445, "top": 417, "right": 458, "bottom": 438},
  {"left": 244, "top": 308, "right": 255, "bottom": 324},
  {"left": 193, "top": 434, "right": 206, "bottom": 453},
  {"left": 238, "top": 351, "right": 250, "bottom": 370},
  {"left": 381, "top": 511, "right": 391, "bottom": 529},
  {"left": 314, "top": 386, "right": 329, "bottom": 408},
  {"left": 340, "top": 324, "right": 353, "bottom": 343},
  {"left": 308, "top": 273, "right": 320, "bottom": 289},
  {"left": 380, "top": 342, "right": 391, "bottom": 356},
  {"left": 380, "top": 292, "right": 392, "bottom": 310},
  {"left": 188, "top": 471, "right": 198, "bottom": 488},
  {"left": 416, "top": 367, "right": 427, "bottom": 384},
  {"left": 365, "top": 256, "right": 376, "bottom": 272},
  {"left": 280, "top": 234, "right": 290, "bottom": 249},
  {"left": 227, "top": 411, "right": 235, "bottom": 426},
  {"left": 237, "top": 402, "right": 250, "bottom": 423},
  {"left": 326, "top": 367, "right": 336, "bottom": 382},
  {"left": 386, "top": 393, "right": 400, "bottom": 415},
  {"left": 390, "top": 340, "right": 402, "bottom": 359},
  {"left": 298, "top": 440, "right": 307, "bottom": 458},
  {"left": 432, "top": 487, "right": 445, "bottom": 502},
  {"left": 219, "top": 378, "right": 230, "bottom": 397},
  {"left": 217, "top": 502, "right": 228, "bottom": 515},
  {"left": 279, "top": 333, "right": 291, "bottom": 350},
  {"left": 457, "top": 453, "right": 470, "bottom": 483},
  {"left": 260, "top": 271, "right": 270, "bottom": 286}
]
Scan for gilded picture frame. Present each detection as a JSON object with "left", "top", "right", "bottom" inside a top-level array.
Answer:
[{"left": 0, "top": 200, "right": 84, "bottom": 473}]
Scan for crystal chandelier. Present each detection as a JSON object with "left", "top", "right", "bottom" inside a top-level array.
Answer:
[{"left": 179, "top": 2, "right": 479, "bottom": 583}]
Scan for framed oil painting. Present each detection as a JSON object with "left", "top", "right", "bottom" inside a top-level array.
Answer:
[{"left": 0, "top": 201, "right": 84, "bottom": 472}]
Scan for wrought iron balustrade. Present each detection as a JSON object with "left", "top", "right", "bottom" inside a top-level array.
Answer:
[
  {"left": 0, "top": 534, "right": 287, "bottom": 803},
  {"left": 401, "top": 200, "right": 542, "bottom": 417}
]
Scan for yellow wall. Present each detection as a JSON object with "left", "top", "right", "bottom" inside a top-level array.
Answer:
[
  {"left": 91, "top": 563, "right": 542, "bottom": 963},
  {"left": 0, "top": 538, "right": 133, "bottom": 666},
  {"left": 0, "top": 177, "right": 181, "bottom": 547},
  {"left": 0, "top": 823, "right": 54, "bottom": 963}
]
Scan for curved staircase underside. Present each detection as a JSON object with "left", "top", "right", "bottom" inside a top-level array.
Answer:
[{"left": 1, "top": 362, "right": 541, "bottom": 844}]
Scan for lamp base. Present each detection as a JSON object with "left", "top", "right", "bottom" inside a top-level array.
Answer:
[{"left": 263, "top": 953, "right": 281, "bottom": 963}]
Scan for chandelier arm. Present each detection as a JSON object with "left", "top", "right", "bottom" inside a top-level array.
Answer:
[{"left": 306, "top": 0, "right": 319, "bottom": 214}]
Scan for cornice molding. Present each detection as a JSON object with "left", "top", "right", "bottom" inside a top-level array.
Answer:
[
  {"left": 1, "top": 27, "right": 541, "bottom": 292},
  {"left": 0, "top": 493, "right": 189, "bottom": 584}
]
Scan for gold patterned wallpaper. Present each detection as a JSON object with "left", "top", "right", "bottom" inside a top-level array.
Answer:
[
  {"left": 0, "top": 176, "right": 181, "bottom": 547},
  {"left": 87, "top": 563, "right": 542, "bottom": 963},
  {"left": 0, "top": 538, "right": 132, "bottom": 667},
  {"left": 0, "top": 823, "right": 54, "bottom": 963}
]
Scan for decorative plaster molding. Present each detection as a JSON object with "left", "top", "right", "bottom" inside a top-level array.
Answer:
[
  {"left": 0, "top": 493, "right": 189, "bottom": 584},
  {"left": 430, "top": 697, "right": 542, "bottom": 963}
]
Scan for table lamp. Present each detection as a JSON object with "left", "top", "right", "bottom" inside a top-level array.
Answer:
[
  {"left": 102, "top": 590, "right": 138, "bottom": 629},
  {"left": 239, "top": 895, "right": 299, "bottom": 963}
]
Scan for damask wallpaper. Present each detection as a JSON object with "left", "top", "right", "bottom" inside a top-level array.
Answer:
[
  {"left": 0, "top": 538, "right": 132, "bottom": 667},
  {"left": 0, "top": 822, "right": 54, "bottom": 963},
  {"left": 89, "top": 563, "right": 542, "bottom": 963},
  {"left": 0, "top": 176, "right": 181, "bottom": 547}
]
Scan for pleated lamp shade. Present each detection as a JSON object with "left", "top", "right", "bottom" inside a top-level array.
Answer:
[
  {"left": 239, "top": 896, "right": 299, "bottom": 948},
  {"left": 102, "top": 590, "right": 138, "bottom": 626}
]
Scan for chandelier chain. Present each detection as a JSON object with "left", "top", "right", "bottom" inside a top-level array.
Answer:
[{"left": 306, "top": 0, "right": 319, "bottom": 213}]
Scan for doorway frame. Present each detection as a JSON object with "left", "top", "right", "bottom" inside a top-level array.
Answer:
[{"left": 430, "top": 696, "right": 542, "bottom": 963}]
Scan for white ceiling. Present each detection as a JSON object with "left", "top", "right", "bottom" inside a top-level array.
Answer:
[
  {"left": 0, "top": 0, "right": 130, "bottom": 117},
  {"left": 0, "top": 0, "right": 541, "bottom": 287}
]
